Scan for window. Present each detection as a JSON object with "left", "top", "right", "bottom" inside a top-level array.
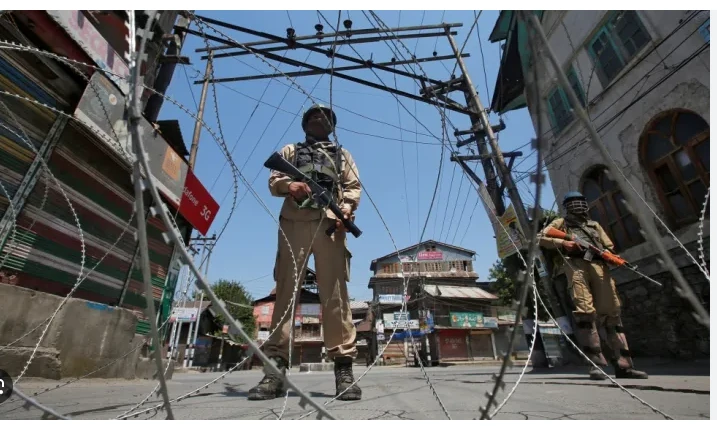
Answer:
[
  {"left": 261, "top": 305, "right": 270, "bottom": 315},
  {"left": 547, "top": 67, "right": 587, "bottom": 135},
  {"left": 640, "top": 109, "right": 710, "bottom": 227},
  {"left": 582, "top": 167, "right": 644, "bottom": 251},
  {"left": 588, "top": 11, "right": 651, "bottom": 86}
]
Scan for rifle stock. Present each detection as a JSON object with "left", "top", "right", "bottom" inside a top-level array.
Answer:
[
  {"left": 544, "top": 226, "right": 626, "bottom": 266},
  {"left": 263, "top": 152, "right": 362, "bottom": 238}
]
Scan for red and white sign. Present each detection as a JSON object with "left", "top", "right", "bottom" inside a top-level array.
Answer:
[
  {"left": 179, "top": 169, "right": 219, "bottom": 236},
  {"left": 417, "top": 251, "right": 443, "bottom": 261}
]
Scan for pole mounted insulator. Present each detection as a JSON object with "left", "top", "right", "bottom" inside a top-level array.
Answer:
[
  {"left": 286, "top": 27, "right": 296, "bottom": 49},
  {"left": 315, "top": 23, "right": 324, "bottom": 39},
  {"left": 343, "top": 19, "right": 353, "bottom": 37}
]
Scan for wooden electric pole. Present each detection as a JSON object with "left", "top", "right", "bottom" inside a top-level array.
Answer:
[
  {"left": 188, "top": 51, "right": 213, "bottom": 170},
  {"left": 444, "top": 28, "right": 567, "bottom": 360}
]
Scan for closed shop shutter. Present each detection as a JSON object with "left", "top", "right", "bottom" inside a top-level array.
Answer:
[
  {"left": 300, "top": 343, "right": 322, "bottom": 364},
  {"left": 469, "top": 331, "right": 494, "bottom": 358},
  {"left": 380, "top": 340, "right": 406, "bottom": 365},
  {"left": 439, "top": 329, "right": 469, "bottom": 360},
  {"left": 9, "top": 122, "right": 137, "bottom": 305}
]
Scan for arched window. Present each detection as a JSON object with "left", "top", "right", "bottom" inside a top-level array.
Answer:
[
  {"left": 640, "top": 109, "right": 710, "bottom": 227},
  {"left": 582, "top": 167, "right": 644, "bottom": 251}
]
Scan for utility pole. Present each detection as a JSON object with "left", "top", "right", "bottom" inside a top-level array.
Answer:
[
  {"left": 181, "top": 15, "right": 568, "bottom": 365},
  {"left": 188, "top": 51, "right": 213, "bottom": 169},
  {"left": 188, "top": 234, "right": 216, "bottom": 367},
  {"left": 445, "top": 29, "right": 564, "bottom": 367}
]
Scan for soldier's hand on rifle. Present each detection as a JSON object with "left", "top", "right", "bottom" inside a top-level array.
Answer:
[
  {"left": 288, "top": 181, "right": 311, "bottom": 200},
  {"left": 562, "top": 240, "right": 582, "bottom": 252},
  {"left": 335, "top": 204, "right": 353, "bottom": 233}
]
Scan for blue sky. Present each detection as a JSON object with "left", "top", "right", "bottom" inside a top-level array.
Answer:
[{"left": 158, "top": 10, "right": 555, "bottom": 302}]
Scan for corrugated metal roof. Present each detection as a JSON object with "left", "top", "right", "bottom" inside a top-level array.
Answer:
[
  {"left": 350, "top": 300, "right": 369, "bottom": 310},
  {"left": 423, "top": 285, "right": 498, "bottom": 300}
]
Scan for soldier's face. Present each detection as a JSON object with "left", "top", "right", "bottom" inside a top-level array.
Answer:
[{"left": 306, "top": 111, "right": 333, "bottom": 138}]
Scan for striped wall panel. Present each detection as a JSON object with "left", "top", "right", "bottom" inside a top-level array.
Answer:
[
  {"left": 0, "top": 37, "right": 181, "bottom": 337},
  {"left": 0, "top": 54, "right": 58, "bottom": 221},
  {"left": 5, "top": 121, "right": 179, "bottom": 331}
]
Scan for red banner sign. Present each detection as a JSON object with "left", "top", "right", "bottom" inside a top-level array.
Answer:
[
  {"left": 417, "top": 251, "right": 443, "bottom": 261},
  {"left": 179, "top": 169, "right": 219, "bottom": 236}
]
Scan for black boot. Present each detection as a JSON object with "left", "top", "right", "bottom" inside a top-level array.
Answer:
[
  {"left": 614, "top": 364, "right": 649, "bottom": 379},
  {"left": 334, "top": 356, "right": 362, "bottom": 401},
  {"left": 247, "top": 356, "right": 288, "bottom": 400}
]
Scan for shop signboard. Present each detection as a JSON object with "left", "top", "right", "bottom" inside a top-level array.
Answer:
[{"left": 449, "top": 311, "right": 484, "bottom": 328}]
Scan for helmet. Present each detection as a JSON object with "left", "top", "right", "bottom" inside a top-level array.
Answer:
[
  {"left": 301, "top": 104, "right": 337, "bottom": 131},
  {"left": 562, "top": 191, "right": 588, "bottom": 216},
  {"left": 562, "top": 191, "right": 585, "bottom": 205}
]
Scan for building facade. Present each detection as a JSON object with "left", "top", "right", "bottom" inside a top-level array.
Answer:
[
  {"left": 490, "top": 10, "right": 710, "bottom": 358},
  {"left": 0, "top": 11, "right": 208, "bottom": 378},
  {"left": 369, "top": 240, "right": 503, "bottom": 365},
  {"left": 252, "top": 267, "right": 325, "bottom": 365}
]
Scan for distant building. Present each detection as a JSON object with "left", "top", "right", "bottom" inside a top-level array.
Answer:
[
  {"left": 490, "top": 10, "right": 710, "bottom": 358},
  {"left": 250, "top": 267, "right": 372, "bottom": 365},
  {"left": 368, "top": 240, "right": 505, "bottom": 365}
]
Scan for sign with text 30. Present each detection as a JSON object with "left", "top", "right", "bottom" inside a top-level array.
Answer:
[{"left": 179, "top": 170, "right": 219, "bottom": 236}]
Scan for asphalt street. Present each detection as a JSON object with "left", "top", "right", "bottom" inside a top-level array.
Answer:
[{"left": 0, "top": 362, "right": 709, "bottom": 420}]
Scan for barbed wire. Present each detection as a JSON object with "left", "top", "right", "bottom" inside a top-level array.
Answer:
[
  {"left": 0, "top": 101, "right": 87, "bottom": 384},
  {"left": 191, "top": 12, "right": 455, "bottom": 419},
  {"left": 0, "top": 9, "right": 707, "bottom": 422},
  {"left": 697, "top": 187, "right": 709, "bottom": 274}
]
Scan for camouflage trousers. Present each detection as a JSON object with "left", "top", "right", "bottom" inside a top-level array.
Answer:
[{"left": 564, "top": 259, "right": 633, "bottom": 369}]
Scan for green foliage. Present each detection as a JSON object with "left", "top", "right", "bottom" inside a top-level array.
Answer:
[
  {"left": 488, "top": 255, "right": 551, "bottom": 321},
  {"left": 207, "top": 279, "right": 256, "bottom": 342},
  {"left": 488, "top": 259, "right": 516, "bottom": 308}
]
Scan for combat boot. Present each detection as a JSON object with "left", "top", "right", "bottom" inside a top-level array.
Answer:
[
  {"left": 589, "top": 365, "right": 607, "bottom": 380},
  {"left": 333, "top": 356, "right": 361, "bottom": 400},
  {"left": 614, "top": 363, "right": 649, "bottom": 379},
  {"left": 247, "top": 356, "right": 288, "bottom": 400}
]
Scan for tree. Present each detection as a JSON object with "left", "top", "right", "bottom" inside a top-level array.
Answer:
[
  {"left": 489, "top": 259, "right": 515, "bottom": 308},
  {"left": 206, "top": 279, "right": 256, "bottom": 342},
  {"left": 489, "top": 255, "right": 551, "bottom": 321}
]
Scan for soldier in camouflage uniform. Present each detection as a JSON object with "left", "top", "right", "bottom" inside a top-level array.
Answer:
[
  {"left": 248, "top": 104, "right": 362, "bottom": 401},
  {"left": 538, "top": 192, "right": 648, "bottom": 381}
]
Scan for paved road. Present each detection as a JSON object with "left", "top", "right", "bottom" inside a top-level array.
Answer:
[{"left": 0, "top": 362, "right": 709, "bottom": 420}]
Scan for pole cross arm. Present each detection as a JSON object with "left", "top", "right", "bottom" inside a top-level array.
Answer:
[
  {"left": 193, "top": 18, "right": 464, "bottom": 53},
  {"left": 193, "top": 15, "right": 446, "bottom": 86},
  {"left": 203, "top": 54, "right": 470, "bottom": 84},
  {"left": 200, "top": 31, "right": 460, "bottom": 60}
]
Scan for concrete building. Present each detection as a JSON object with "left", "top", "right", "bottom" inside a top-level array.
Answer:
[
  {"left": 0, "top": 11, "right": 206, "bottom": 379},
  {"left": 490, "top": 10, "right": 710, "bottom": 359},
  {"left": 368, "top": 240, "right": 502, "bottom": 365}
]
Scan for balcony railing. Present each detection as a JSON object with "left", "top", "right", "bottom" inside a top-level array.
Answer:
[{"left": 378, "top": 260, "right": 476, "bottom": 276}]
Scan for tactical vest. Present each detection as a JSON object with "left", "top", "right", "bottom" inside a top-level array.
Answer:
[
  {"left": 564, "top": 219, "right": 603, "bottom": 250},
  {"left": 292, "top": 140, "right": 343, "bottom": 209},
  {"left": 547, "top": 217, "right": 604, "bottom": 277}
]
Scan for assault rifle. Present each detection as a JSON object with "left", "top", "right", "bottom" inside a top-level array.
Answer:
[
  {"left": 544, "top": 227, "right": 661, "bottom": 286},
  {"left": 263, "top": 151, "right": 362, "bottom": 238}
]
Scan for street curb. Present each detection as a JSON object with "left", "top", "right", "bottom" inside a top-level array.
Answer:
[
  {"left": 438, "top": 359, "right": 531, "bottom": 367},
  {"left": 300, "top": 362, "right": 333, "bottom": 372}
]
